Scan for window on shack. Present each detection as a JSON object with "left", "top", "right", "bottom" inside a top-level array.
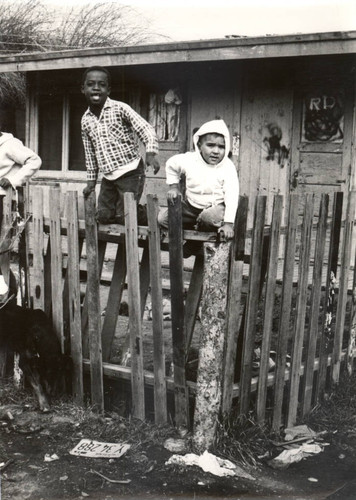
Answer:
[{"left": 38, "top": 95, "right": 63, "bottom": 171}]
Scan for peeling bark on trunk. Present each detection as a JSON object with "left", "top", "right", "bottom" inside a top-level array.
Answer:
[{"left": 192, "top": 241, "right": 230, "bottom": 452}]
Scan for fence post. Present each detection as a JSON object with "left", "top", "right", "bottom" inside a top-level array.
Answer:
[
  {"left": 67, "top": 191, "right": 83, "bottom": 405},
  {"left": 124, "top": 192, "right": 145, "bottom": 420},
  {"left": 168, "top": 194, "right": 189, "bottom": 429},
  {"left": 147, "top": 194, "right": 167, "bottom": 424},
  {"left": 84, "top": 191, "right": 104, "bottom": 412}
]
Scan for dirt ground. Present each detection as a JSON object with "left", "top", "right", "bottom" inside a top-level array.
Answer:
[{"left": 2, "top": 382, "right": 356, "bottom": 500}]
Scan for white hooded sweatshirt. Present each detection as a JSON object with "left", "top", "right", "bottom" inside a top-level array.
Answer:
[
  {"left": 0, "top": 133, "right": 42, "bottom": 195},
  {"left": 165, "top": 119, "right": 239, "bottom": 223}
]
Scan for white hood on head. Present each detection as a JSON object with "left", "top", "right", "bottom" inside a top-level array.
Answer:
[{"left": 193, "top": 119, "right": 231, "bottom": 163}]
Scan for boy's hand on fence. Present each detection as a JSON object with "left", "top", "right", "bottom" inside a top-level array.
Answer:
[
  {"left": 167, "top": 185, "right": 181, "bottom": 203},
  {"left": 218, "top": 223, "right": 234, "bottom": 241},
  {"left": 83, "top": 181, "right": 96, "bottom": 199},
  {"left": 146, "top": 152, "right": 160, "bottom": 174},
  {"left": 0, "top": 177, "right": 12, "bottom": 189}
]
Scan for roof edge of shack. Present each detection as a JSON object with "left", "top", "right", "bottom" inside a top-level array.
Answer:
[{"left": 0, "top": 30, "right": 355, "bottom": 73}]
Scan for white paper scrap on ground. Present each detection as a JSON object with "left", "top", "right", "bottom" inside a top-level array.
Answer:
[
  {"left": 165, "top": 450, "right": 255, "bottom": 480},
  {"left": 271, "top": 443, "right": 323, "bottom": 468},
  {"left": 70, "top": 439, "right": 130, "bottom": 458}
]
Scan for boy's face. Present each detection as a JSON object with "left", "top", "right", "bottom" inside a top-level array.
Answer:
[
  {"left": 81, "top": 70, "right": 111, "bottom": 110},
  {"left": 198, "top": 133, "right": 225, "bottom": 165}
]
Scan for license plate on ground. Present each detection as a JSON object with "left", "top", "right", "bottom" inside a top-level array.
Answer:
[{"left": 70, "top": 439, "right": 131, "bottom": 458}]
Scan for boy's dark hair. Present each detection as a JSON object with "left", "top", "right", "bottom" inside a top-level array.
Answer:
[
  {"left": 197, "top": 132, "right": 225, "bottom": 146},
  {"left": 82, "top": 66, "right": 111, "bottom": 86}
]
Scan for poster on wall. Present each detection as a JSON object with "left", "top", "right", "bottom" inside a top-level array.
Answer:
[{"left": 302, "top": 90, "right": 344, "bottom": 142}]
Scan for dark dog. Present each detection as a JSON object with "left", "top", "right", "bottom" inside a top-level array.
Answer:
[{"left": 0, "top": 301, "right": 69, "bottom": 412}]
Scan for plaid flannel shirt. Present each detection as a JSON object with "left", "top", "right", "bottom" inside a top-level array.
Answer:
[{"left": 81, "top": 97, "right": 158, "bottom": 181}]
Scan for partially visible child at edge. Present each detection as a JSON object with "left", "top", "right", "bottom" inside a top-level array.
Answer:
[
  {"left": 81, "top": 66, "right": 160, "bottom": 224},
  {"left": 158, "top": 119, "right": 239, "bottom": 254},
  {"left": 0, "top": 131, "right": 42, "bottom": 300}
]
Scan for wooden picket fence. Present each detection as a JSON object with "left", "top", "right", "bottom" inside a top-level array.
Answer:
[{"left": 20, "top": 186, "right": 356, "bottom": 430}]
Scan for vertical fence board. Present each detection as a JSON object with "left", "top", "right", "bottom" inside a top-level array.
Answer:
[
  {"left": 84, "top": 192, "right": 104, "bottom": 412},
  {"left": 168, "top": 195, "right": 188, "bottom": 428},
  {"left": 239, "top": 195, "right": 267, "bottom": 416},
  {"left": 272, "top": 194, "right": 299, "bottom": 431},
  {"left": 101, "top": 243, "right": 126, "bottom": 362},
  {"left": 287, "top": 194, "right": 315, "bottom": 427},
  {"left": 301, "top": 194, "right": 329, "bottom": 416},
  {"left": 0, "top": 190, "right": 13, "bottom": 295},
  {"left": 222, "top": 195, "right": 248, "bottom": 414},
  {"left": 332, "top": 190, "right": 356, "bottom": 384},
  {"left": 49, "top": 187, "right": 64, "bottom": 353},
  {"left": 147, "top": 194, "right": 167, "bottom": 424},
  {"left": 31, "top": 187, "right": 44, "bottom": 310},
  {"left": 316, "top": 192, "right": 343, "bottom": 400},
  {"left": 124, "top": 193, "right": 145, "bottom": 420},
  {"left": 66, "top": 192, "right": 83, "bottom": 405},
  {"left": 256, "top": 195, "right": 283, "bottom": 423}
]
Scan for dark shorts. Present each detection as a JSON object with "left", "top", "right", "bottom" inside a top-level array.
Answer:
[{"left": 97, "top": 158, "right": 145, "bottom": 224}]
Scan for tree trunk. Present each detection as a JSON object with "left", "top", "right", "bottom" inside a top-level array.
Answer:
[{"left": 192, "top": 241, "right": 230, "bottom": 452}]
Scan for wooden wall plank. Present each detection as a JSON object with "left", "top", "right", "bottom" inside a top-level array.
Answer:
[
  {"left": 124, "top": 193, "right": 145, "bottom": 420},
  {"left": 272, "top": 194, "right": 299, "bottom": 431},
  {"left": 301, "top": 193, "right": 329, "bottom": 416},
  {"left": 66, "top": 191, "right": 83, "bottom": 405},
  {"left": 239, "top": 195, "right": 267, "bottom": 415},
  {"left": 287, "top": 194, "right": 314, "bottom": 427},
  {"left": 168, "top": 195, "right": 188, "bottom": 428},
  {"left": 332, "top": 190, "right": 356, "bottom": 384},
  {"left": 184, "top": 254, "right": 204, "bottom": 354},
  {"left": 147, "top": 194, "right": 167, "bottom": 424},
  {"left": 222, "top": 195, "right": 248, "bottom": 414},
  {"left": 256, "top": 195, "right": 283, "bottom": 423},
  {"left": 84, "top": 192, "right": 104, "bottom": 412}
]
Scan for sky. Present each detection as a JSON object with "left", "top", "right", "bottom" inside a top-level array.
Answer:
[{"left": 48, "top": 0, "right": 356, "bottom": 42}]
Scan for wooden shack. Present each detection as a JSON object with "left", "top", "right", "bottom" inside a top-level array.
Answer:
[{"left": 0, "top": 31, "right": 355, "bottom": 224}]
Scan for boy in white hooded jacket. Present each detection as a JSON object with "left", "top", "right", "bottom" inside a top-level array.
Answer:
[{"left": 158, "top": 119, "right": 239, "bottom": 240}]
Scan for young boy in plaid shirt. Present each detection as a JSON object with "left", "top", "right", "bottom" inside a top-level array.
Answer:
[{"left": 81, "top": 66, "right": 160, "bottom": 224}]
